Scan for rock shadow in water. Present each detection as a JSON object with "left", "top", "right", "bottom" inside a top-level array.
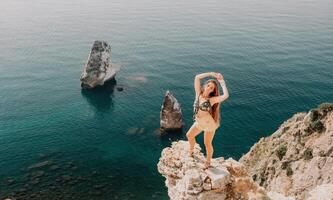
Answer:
[
  {"left": 157, "top": 128, "right": 185, "bottom": 142},
  {"left": 81, "top": 78, "right": 117, "bottom": 112}
]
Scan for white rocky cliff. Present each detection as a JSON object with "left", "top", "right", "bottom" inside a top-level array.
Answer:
[
  {"left": 80, "top": 40, "right": 117, "bottom": 89},
  {"left": 240, "top": 103, "right": 333, "bottom": 200},
  {"left": 157, "top": 103, "right": 333, "bottom": 200}
]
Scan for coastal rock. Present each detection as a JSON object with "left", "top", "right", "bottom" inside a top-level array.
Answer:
[
  {"left": 240, "top": 103, "right": 333, "bottom": 199},
  {"left": 160, "top": 90, "right": 184, "bottom": 132},
  {"left": 157, "top": 140, "right": 276, "bottom": 200},
  {"left": 80, "top": 40, "right": 117, "bottom": 89}
]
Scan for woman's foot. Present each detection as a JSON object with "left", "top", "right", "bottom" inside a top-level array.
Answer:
[{"left": 203, "top": 160, "right": 211, "bottom": 169}]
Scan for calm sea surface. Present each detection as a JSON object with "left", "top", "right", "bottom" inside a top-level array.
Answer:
[{"left": 0, "top": 0, "right": 332, "bottom": 199}]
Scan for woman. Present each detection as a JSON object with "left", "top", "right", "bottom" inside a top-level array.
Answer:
[{"left": 186, "top": 72, "right": 229, "bottom": 169}]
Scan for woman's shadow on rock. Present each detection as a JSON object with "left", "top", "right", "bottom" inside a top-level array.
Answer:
[{"left": 81, "top": 79, "right": 117, "bottom": 112}]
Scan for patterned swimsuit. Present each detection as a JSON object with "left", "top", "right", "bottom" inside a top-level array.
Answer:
[
  {"left": 193, "top": 94, "right": 219, "bottom": 131},
  {"left": 193, "top": 95, "right": 212, "bottom": 119}
]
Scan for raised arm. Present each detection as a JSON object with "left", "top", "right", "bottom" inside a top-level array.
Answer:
[
  {"left": 210, "top": 73, "right": 229, "bottom": 105},
  {"left": 194, "top": 72, "right": 216, "bottom": 97}
]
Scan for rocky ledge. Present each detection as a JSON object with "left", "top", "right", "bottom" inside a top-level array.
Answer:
[{"left": 157, "top": 140, "right": 286, "bottom": 200}]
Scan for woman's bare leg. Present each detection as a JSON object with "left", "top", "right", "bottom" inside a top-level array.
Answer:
[
  {"left": 204, "top": 130, "right": 216, "bottom": 168},
  {"left": 186, "top": 123, "right": 202, "bottom": 156}
]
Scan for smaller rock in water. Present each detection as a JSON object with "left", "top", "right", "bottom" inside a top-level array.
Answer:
[
  {"left": 160, "top": 90, "right": 184, "bottom": 133},
  {"left": 116, "top": 86, "right": 124, "bottom": 91}
]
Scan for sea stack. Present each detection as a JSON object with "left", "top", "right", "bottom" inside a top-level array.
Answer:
[
  {"left": 80, "top": 40, "right": 117, "bottom": 89},
  {"left": 160, "top": 90, "right": 184, "bottom": 132}
]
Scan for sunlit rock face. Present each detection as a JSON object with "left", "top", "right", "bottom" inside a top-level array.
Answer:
[
  {"left": 240, "top": 103, "right": 333, "bottom": 200},
  {"left": 80, "top": 40, "right": 116, "bottom": 89}
]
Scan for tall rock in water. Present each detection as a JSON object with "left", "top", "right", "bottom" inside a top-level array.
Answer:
[
  {"left": 157, "top": 140, "right": 290, "bottom": 200},
  {"left": 160, "top": 90, "right": 183, "bottom": 132},
  {"left": 80, "top": 40, "right": 117, "bottom": 89},
  {"left": 240, "top": 103, "right": 333, "bottom": 200}
]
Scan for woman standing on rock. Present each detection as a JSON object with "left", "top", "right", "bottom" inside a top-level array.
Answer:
[{"left": 186, "top": 72, "right": 229, "bottom": 169}]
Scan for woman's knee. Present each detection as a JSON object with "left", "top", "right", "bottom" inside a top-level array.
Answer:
[
  {"left": 186, "top": 130, "right": 191, "bottom": 137},
  {"left": 186, "top": 131, "right": 192, "bottom": 140},
  {"left": 204, "top": 141, "right": 213, "bottom": 148},
  {"left": 186, "top": 124, "right": 200, "bottom": 139}
]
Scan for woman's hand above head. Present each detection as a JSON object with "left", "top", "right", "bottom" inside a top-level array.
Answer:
[
  {"left": 216, "top": 73, "right": 224, "bottom": 81},
  {"left": 210, "top": 72, "right": 217, "bottom": 78},
  {"left": 211, "top": 72, "right": 219, "bottom": 79},
  {"left": 210, "top": 72, "right": 224, "bottom": 80},
  {"left": 196, "top": 72, "right": 218, "bottom": 80}
]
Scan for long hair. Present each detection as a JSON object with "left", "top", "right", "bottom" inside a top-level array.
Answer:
[{"left": 201, "top": 79, "right": 221, "bottom": 127}]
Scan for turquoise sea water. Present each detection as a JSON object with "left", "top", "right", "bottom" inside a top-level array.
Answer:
[{"left": 0, "top": 0, "right": 332, "bottom": 199}]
